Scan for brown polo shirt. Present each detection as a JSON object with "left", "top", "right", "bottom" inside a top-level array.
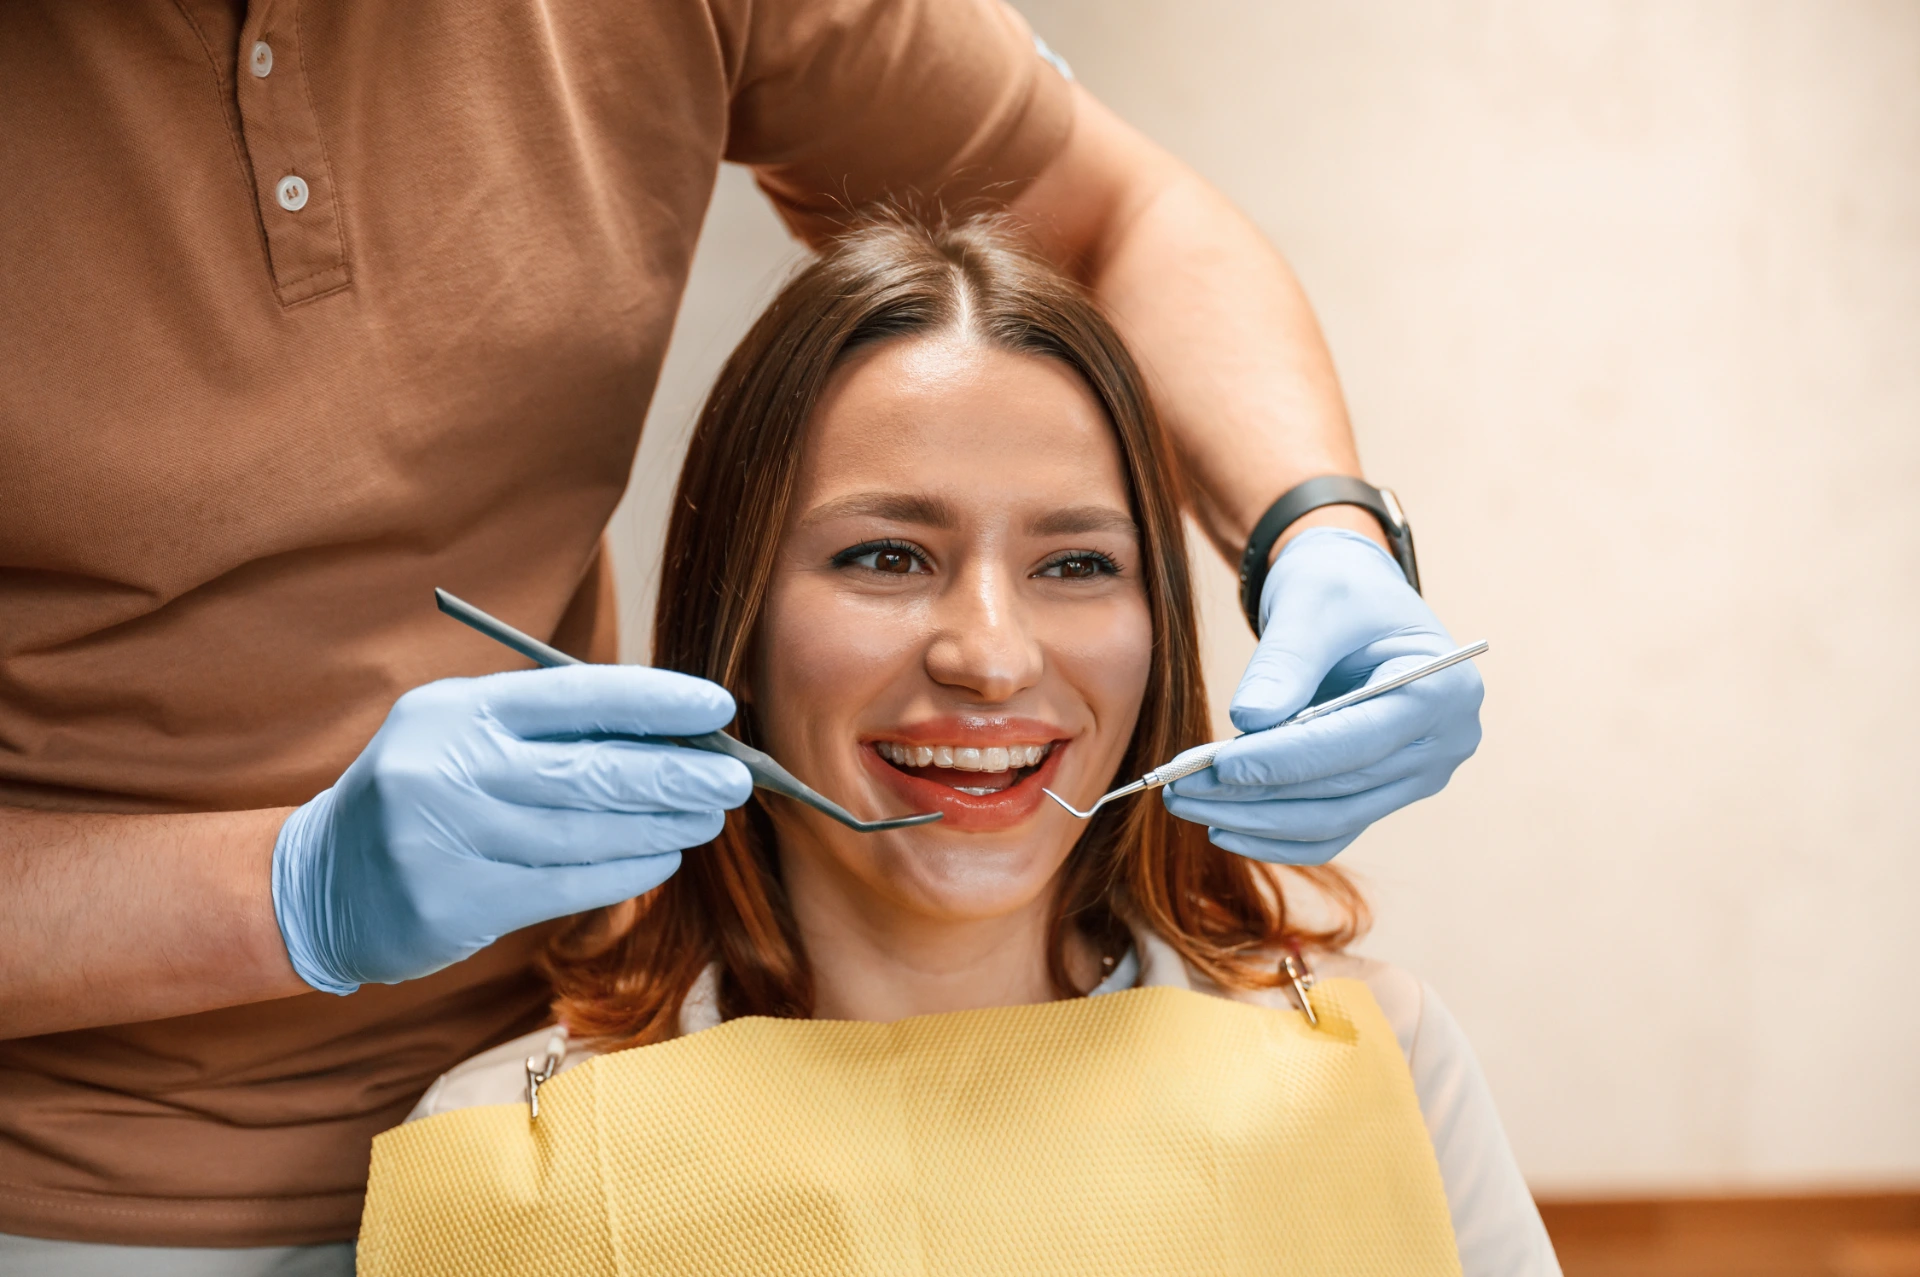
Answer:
[{"left": 0, "top": 0, "right": 1070, "bottom": 1247}]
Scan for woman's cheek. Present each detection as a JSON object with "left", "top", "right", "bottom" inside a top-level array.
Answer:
[
  {"left": 1047, "top": 592, "right": 1154, "bottom": 758},
  {"left": 758, "top": 578, "right": 920, "bottom": 732}
]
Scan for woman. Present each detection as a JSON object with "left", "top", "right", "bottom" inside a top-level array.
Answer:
[{"left": 366, "top": 218, "right": 1559, "bottom": 1277}]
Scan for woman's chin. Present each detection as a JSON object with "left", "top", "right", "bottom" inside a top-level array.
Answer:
[{"left": 865, "top": 849, "right": 1063, "bottom": 926}]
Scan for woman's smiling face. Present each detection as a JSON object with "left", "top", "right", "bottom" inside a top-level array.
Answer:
[{"left": 751, "top": 332, "right": 1152, "bottom": 929}]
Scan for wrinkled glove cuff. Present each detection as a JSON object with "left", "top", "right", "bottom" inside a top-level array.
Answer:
[
  {"left": 1260, "top": 528, "right": 1405, "bottom": 632},
  {"left": 271, "top": 789, "right": 362, "bottom": 997}
]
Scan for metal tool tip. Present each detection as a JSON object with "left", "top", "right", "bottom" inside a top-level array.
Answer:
[
  {"left": 1042, "top": 788, "right": 1096, "bottom": 820},
  {"left": 844, "top": 810, "right": 948, "bottom": 833},
  {"left": 859, "top": 811, "right": 944, "bottom": 831}
]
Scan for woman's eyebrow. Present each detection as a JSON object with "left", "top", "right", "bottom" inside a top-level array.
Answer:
[
  {"left": 798, "top": 492, "right": 957, "bottom": 529},
  {"left": 796, "top": 495, "right": 1135, "bottom": 538},
  {"left": 1027, "top": 506, "right": 1138, "bottom": 538}
]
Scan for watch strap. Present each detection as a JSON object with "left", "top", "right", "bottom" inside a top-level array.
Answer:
[{"left": 1236, "top": 476, "right": 1420, "bottom": 633}]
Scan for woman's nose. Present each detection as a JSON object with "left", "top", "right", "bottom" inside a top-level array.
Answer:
[{"left": 923, "top": 566, "right": 1044, "bottom": 703}]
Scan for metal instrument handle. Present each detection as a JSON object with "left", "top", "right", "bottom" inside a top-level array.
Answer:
[{"left": 1142, "top": 742, "right": 1226, "bottom": 789}]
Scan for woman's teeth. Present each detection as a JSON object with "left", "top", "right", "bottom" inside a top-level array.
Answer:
[{"left": 873, "top": 742, "right": 1053, "bottom": 771}]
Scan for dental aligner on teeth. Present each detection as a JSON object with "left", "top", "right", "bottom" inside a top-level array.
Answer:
[{"left": 875, "top": 742, "right": 1052, "bottom": 771}]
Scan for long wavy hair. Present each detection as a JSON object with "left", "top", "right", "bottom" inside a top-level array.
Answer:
[{"left": 546, "top": 215, "right": 1366, "bottom": 1048}]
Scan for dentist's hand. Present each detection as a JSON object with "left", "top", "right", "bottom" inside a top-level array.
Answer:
[
  {"left": 1164, "top": 528, "right": 1483, "bottom": 864},
  {"left": 271, "top": 665, "right": 753, "bottom": 994}
]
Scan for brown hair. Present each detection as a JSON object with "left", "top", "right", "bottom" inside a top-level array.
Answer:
[{"left": 547, "top": 215, "right": 1365, "bottom": 1047}]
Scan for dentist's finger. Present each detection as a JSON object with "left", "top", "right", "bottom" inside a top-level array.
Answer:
[
  {"left": 469, "top": 807, "right": 727, "bottom": 867},
  {"left": 472, "top": 851, "right": 688, "bottom": 931},
  {"left": 1186, "top": 661, "right": 1478, "bottom": 792},
  {"left": 476, "top": 664, "right": 738, "bottom": 740},
  {"left": 1164, "top": 771, "right": 1443, "bottom": 846},
  {"left": 1169, "top": 734, "right": 1444, "bottom": 803},
  {"left": 472, "top": 738, "right": 754, "bottom": 812},
  {"left": 1207, "top": 826, "right": 1362, "bottom": 867}
]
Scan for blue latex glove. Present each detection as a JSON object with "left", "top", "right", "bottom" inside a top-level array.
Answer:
[
  {"left": 1163, "top": 528, "right": 1483, "bottom": 865},
  {"left": 272, "top": 665, "right": 753, "bottom": 994}
]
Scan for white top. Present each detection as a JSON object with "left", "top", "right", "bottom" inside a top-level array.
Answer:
[{"left": 410, "top": 934, "right": 1562, "bottom": 1277}]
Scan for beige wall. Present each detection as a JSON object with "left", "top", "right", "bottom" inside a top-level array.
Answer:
[{"left": 608, "top": 3, "right": 1920, "bottom": 1193}]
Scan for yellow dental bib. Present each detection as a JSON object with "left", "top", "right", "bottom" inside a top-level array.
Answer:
[{"left": 359, "top": 982, "right": 1459, "bottom": 1275}]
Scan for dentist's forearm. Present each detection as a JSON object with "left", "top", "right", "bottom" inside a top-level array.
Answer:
[
  {"left": 0, "top": 805, "right": 307, "bottom": 1039},
  {"left": 1012, "top": 85, "right": 1385, "bottom": 562}
]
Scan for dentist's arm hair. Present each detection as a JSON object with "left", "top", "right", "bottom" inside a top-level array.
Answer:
[{"left": 0, "top": 805, "right": 308, "bottom": 1039}]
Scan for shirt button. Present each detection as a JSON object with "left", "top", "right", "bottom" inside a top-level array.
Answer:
[
  {"left": 250, "top": 41, "right": 273, "bottom": 78},
  {"left": 275, "top": 175, "right": 310, "bottom": 212}
]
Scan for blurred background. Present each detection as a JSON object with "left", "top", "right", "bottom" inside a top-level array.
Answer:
[{"left": 605, "top": 4, "right": 1920, "bottom": 1271}]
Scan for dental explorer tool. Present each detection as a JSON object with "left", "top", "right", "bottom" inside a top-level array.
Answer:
[
  {"left": 434, "top": 589, "right": 943, "bottom": 834},
  {"left": 1043, "top": 639, "right": 1489, "bottom": 820}
]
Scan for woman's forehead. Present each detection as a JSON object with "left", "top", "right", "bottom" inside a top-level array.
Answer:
[{"left": 794, "top": 335, "right": 1134, "bottom": 525}]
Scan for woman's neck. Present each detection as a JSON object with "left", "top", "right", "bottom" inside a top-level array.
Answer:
[{"left": 782, "top": 858, "right": 1100, "bottom": 1023}]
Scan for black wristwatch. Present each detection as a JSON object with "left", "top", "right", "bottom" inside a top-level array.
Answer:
[{"left": 1236, "top": 476, "right": 1420, "bottom": 633}]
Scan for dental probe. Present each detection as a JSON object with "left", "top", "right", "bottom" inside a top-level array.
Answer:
[
  {"left": 1044, "top": 640, "right": 1489, "bottom": 820},
  {"left": 434, "top": 589, "right": 943, "bottom": 834}
]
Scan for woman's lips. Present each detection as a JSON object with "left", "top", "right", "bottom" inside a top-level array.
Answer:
[{"left": 860, "top": 739, "right": 1069, "bottom": 833}]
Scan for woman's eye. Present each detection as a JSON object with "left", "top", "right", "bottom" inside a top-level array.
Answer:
[
  {"left": 833, "top": 541, "right": 929, "bottom": 575},
  {"left": 1038, "top": 552, "right": 1120, "bottom": 580}
]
